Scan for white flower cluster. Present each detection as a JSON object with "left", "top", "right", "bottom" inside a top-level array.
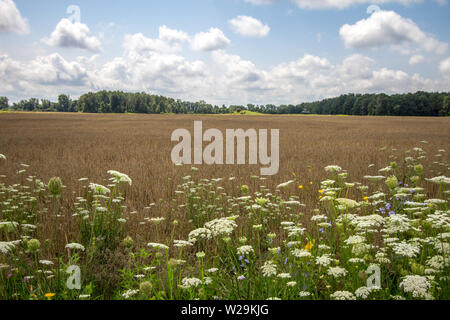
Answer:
[
  {"left": 261, "top": 260, "right": 277, "bottom": 277},
  {"left": 65, "top": 243, "right": 85, "bottom": 251},
  {"left": 327, "top": 267, "right": 347, "bottom": 278},
  {"left": 399, "top": 275, "right": 432, "bottom": 299},
  {"left": 237, "top": 245, "right": 254, "bottom": 256},
  {"left": 325, "top": 165, "right": 342, "bottom": 173},
  {"left": 355, "top": 286, "right": 380, "bottom": 299},
  {"left": 108, "top": 170, "right": 132, "bottom": 185},
  {"left": 291, "top": 249, "right": 311, "bottom": 258},
  {"left": 204, "top": 217, "right": 237, "bottom": 237},
  {"left": 179, "top": 277, "right": 203, "bottom": 289},
  {"left": 147, "top": 242, "right": 169, "bottom": 250},
  {"left": 0, "top": 240, "right": 21, "bottom": 254},
  {"left": 315, "top": 254, "right": 333, "bottom": 267},
  {"left": 330, "top": 291, "right": 356, "bottom": 300},
  {"left": 89, "top": 183, "right": 111, "bottom": 195},
  {"left": 390, "top": 241, "right": 421, "bottom": 258},
  {"left": 188, "top": 227, "right": 212, "bottom": 243}
]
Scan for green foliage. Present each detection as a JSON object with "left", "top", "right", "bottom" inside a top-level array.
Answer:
[{"left": 4, "top": 91, "right": 450, "bottom": 116}]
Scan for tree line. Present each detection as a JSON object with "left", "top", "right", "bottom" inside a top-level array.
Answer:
[{"left": 0, "top": 91, "right": 449, "bottom": 116}]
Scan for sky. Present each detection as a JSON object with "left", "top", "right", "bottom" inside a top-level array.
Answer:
[{"left": 0, "top": 0, "right": 449, "bottom": 106}]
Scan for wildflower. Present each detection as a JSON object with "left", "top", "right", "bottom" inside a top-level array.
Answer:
[
  {"left": 276, "top": 180, "right": 294, "bottom": 189},
  {"left": 0, "top": 154, "right": 6, "bottom": 160},
  {"left": 204, "top": 217, "right": 237, "bottom": 237},
  {"left": 150, "top": 217, "right": 165, "bottom": 224},
  {"left": 179, "top": 277, "right": 202, "bottom": 289},
  {"left": 207, "top": 268, "right": 219, "bottom": 274},
  {"left": 328, "top": 267, "right": 347, "bottom": 278},
  {"left": 277, "top": 273, "right": 291, "bottom": 279},
  {"left": 391, "top": 241, "right": 420, "bottom": 258},
  {"left": 147, "top": 242, "right": 169, "bottom": 250},
  {"left": 385, "top": 176, "right": 398, "bottom": 189},
  {"left": 107, "top": 170, "right": 132, "bottom": 185},
  {"left": 122, "top": 236, "right": 134, "bottom": 248},
  {"left": 291, "top": 249, "right": 311, "bottom": 259},
  {"left": 355, "top": 286, "right": 379, "bottom": 299},
  {"left": 39, "top": 260, "right": 54, "bottom": 266},
  {"left": 173, "top": 240, "right": 193, "bottom": 248},
  {"left": 399, "top": 275, "right": 431, "bottom": 299},
  {"left": 27, "top": 239, "right": 40, "bottom": 253},
  {"left": 188, "top": 228, "right": 212, "bottom": 243},
  {"left": 140, "top": 281, "right": 153, "bottom": 296},
  {"left": 44, "top": 293, "right": 55, "bottom": 300},
  {"left": 237, "top": 245, "right": 254, "bottom": 256},
  {"left": 315, "top": 254, "right": 332, "bottom": 267},
  {"left": 299, "top": 291, "right": 311, "bottom": 297},
  {"left": 287, "top": 281, "right": 297, "bottom": 287},
  {"left": 425, "top": 176, "right": 450, "bottom": 185},
  {"left": 325, "top": 165, "right": 342, "bottom": 173},
  {"left": 261, "top": 261, "right": 277, "bottom": 277},
  {"left": 65, "top": 242, "right": 85, "bottom": 251},
  {"left": 240, "top": 185, "right": 249, "bottom": 194},
  {"left": 335, "top": 198, "right": 359, "bottom": 210},
  {"left": 48, "top": 177, "right": 63, "bottom": 196},
  {"left": 196, "top": 251, "right": 206, "bottom": 259},
  {"left": 122, "top": 289, "right": 139, "bottom": 299},
  {"left": 330, "top": 291, "right": 356, "bottom": 300},
  {"left": 89, "top": 183, "right": 110, "bottom": 195},
  {"left": 304, "top": 240, "right": 314, "bottom": 252},
  {"left": 298, "top": 185, "right": 303, "bottom": 190},
  {"left": 237, "top": 275, "right": 245, "bottom": 281}
]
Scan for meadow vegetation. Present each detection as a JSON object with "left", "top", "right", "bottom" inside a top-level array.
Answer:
[{"left": 0, "top": 113, "right": 449, "bottom": 300}]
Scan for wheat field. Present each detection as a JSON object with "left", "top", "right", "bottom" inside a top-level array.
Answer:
[{"left": 0, "top": 112, "right": 449, "bottom": 300}]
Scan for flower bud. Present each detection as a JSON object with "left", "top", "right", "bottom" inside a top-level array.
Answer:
[{"left": 48, "top": 177, "right": 63, "bottom": 196}]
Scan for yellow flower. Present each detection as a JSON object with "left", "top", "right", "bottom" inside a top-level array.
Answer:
[
  {"left": 318, "top": 189, "right": 324, "bottom": 194},
  {"left": 45, "top": 293, "right": 55, "bottom": 300},
  {"left": 364, "top": 196, "right": 369, "bottom": 202},
  {"left": 304, "top": 240, "right": 315, "bottom": 252},
  {"left": 310, "top": 181, "right": 313, "bottom": 185},
  {"left": 298, "top": 185, "right": 303, "bottom": 190},
  {"left": 319, "top": 196, "right": 322, "bottom": 199}
]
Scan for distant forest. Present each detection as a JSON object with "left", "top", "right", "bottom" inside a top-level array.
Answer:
[{"left": 1, "top": 91, "right": 449, "bottom": 116}]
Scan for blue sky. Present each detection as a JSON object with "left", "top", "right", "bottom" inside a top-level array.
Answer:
[{"left": 1, "top": 0, "right": 449, "bottom": 105}]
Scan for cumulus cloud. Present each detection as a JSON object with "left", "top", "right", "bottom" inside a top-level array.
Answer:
[
  {"left": 43, "top": 18, "right": 102, "bottom": 52},
  {"left": 191, "top": 28, "right": 230, "bottom": 51},
  {"left": 440, "top": 57, "right": 450, "bottom": 74},
  {"left": 158, "top": 25, "right": 189, "bottom": 43},
  {"left": 229, "top": 16, "right": 270, "bottom": 38},
  {"left": 339, "top": 10, "right": 448, "bottom": 55},
  {"left": 0, "top": 52, "right": 89, "bottom": 100},
  {"left": 0, "top": 0, "right": 29, "bottom": 34},
  {"left": 409, "top": 54, "right": 425, "bottom": 65}
]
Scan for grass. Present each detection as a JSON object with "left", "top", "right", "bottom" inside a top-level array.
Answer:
[{"left": 0, "top": 113, "right": 449, "bottom": 300}]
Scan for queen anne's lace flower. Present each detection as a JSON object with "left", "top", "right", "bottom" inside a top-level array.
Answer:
[
  {"left": 330, "top": 291, "right": 356, "bottom": 300},
  {"left": 399, "top": 275, "right": 431, "bottom": 299},
  {"left": 261, "top": 261, "right": 277, "bottom": 277}
]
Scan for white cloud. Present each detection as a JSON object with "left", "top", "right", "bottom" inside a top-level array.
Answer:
[
  {"left": 0, "top": 0, "right": 29, "bottom": 34},
  {"left": 409, "top": 54, "right": 425, "bottom": 65},
  {"left": 43, "top": 18, "right": 102, "bottom": 52},
  {"left": 339, "top": 10, "right": 448, "bottom": 55},
  {"left": 191, "top": 28, "right": 230, "bottom": 51},
  {"left": 158, "top": 25, "right": 189, "bottom": 43},
  {"left": 229, "top": 16, "right": 270, "bottom": 38},
  {"left": 440, "top": 57, "right": 450, "bottom": 74}
]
